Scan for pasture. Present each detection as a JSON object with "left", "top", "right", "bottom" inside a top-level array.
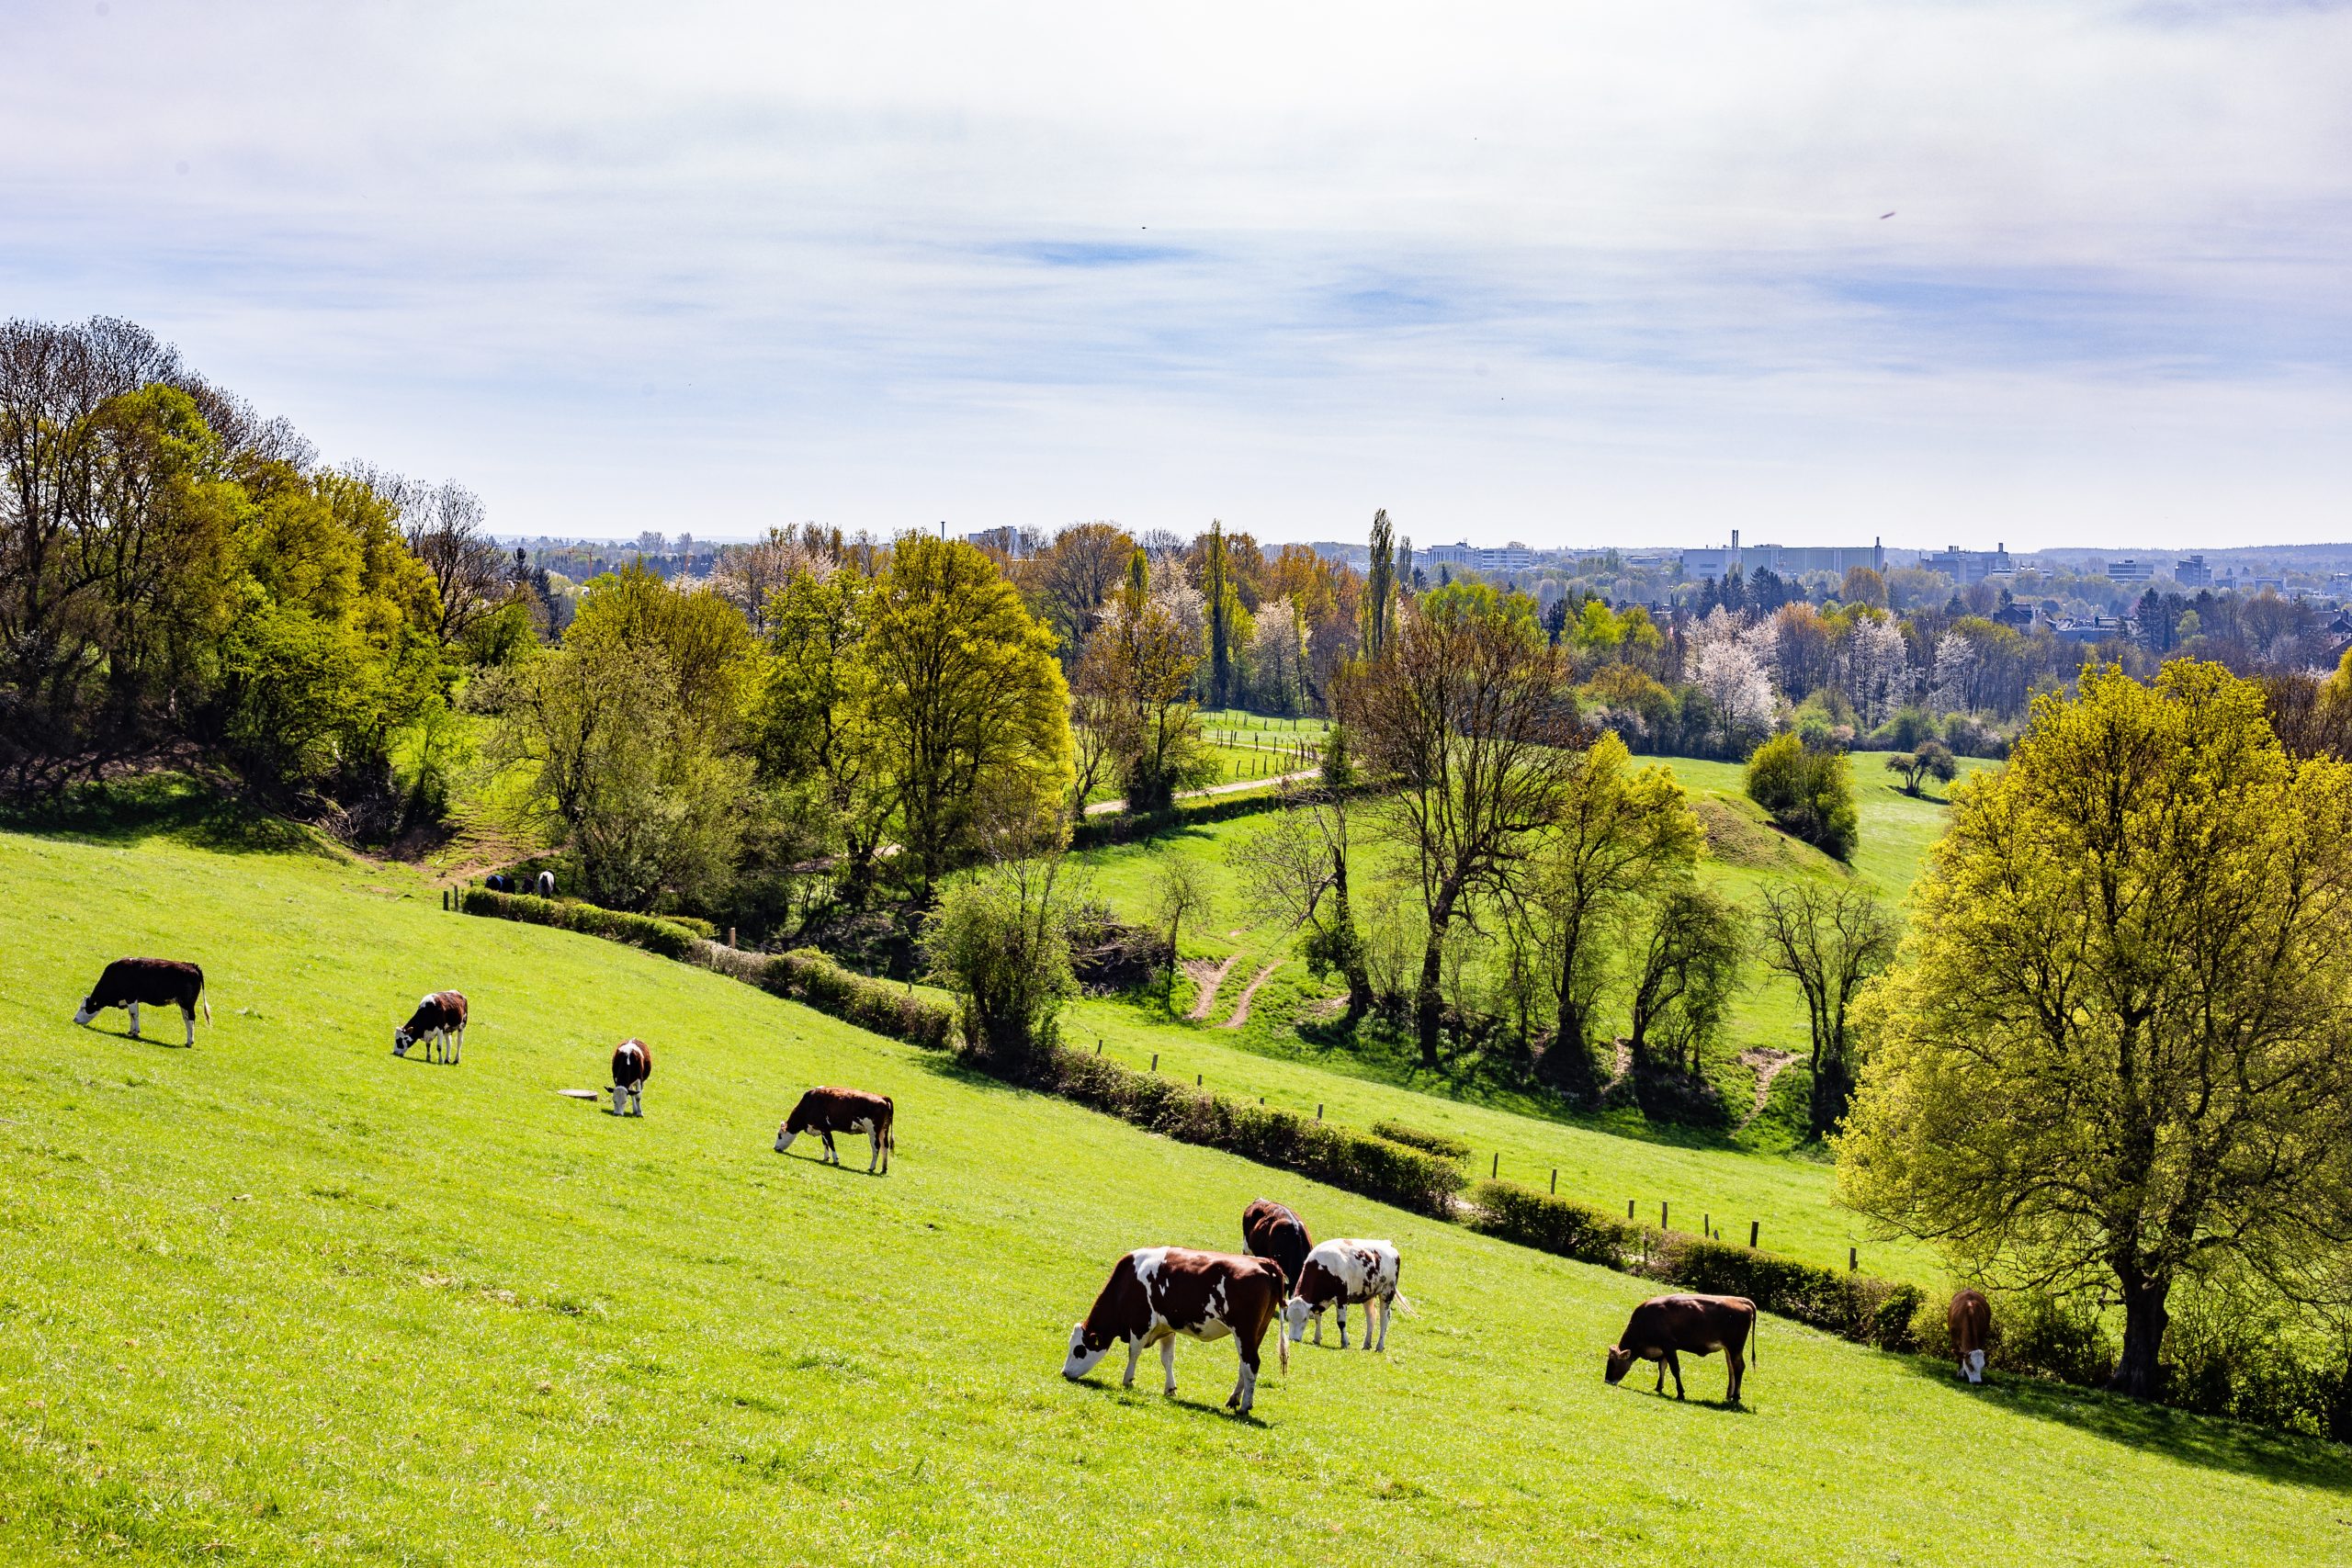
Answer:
[{"left": 1, "top": 789, "right": 2344, "bottom": 1564}]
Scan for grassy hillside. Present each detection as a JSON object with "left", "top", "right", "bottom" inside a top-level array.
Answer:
[{"left": 2, "top": 791, "right": 2343, "bottom": 1564}]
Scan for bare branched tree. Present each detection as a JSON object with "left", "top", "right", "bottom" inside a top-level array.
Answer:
[
  {"left": 1755, "top": 882, "right": 1896, "bottom": 1138},
  {"left": 401, "top": 479, "right": 505, "bottom": 647}
]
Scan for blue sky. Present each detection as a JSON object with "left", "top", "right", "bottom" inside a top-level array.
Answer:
[{"left": 4, "top": 0, "right": 2348, "bottom": 549}]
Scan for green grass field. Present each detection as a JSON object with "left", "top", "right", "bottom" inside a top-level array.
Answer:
[{"left": 3, "top": 789, "right": 2346, "bottom": 1564}]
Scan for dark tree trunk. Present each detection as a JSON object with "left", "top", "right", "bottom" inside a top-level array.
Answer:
[
  {"left": 1807, "top": 1055, "right": 1855, "bottom": 1140},
  {"left": 2109, "top": 1269, "right": 2171, "bottom": 1400},
  {"left": 1541, "top": 998, "right": 1600, "bottom": 1102},
  {"left": 1414, "top": 932, "right": 1444, "bottom": 1069}
]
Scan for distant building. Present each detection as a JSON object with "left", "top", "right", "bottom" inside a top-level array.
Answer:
[
  {"left": 2105, "top": 558, "right": 2156, "bottom": 583},
  {"left": 2050, "top": 615, "right": 2135, "bottom": 646},
  {"left": 1678, "top": 530, "right": 1885, "bottom": 580},
  {"left": 1920, "top": 543, "right": 2015, "bottom": 584},
  {"left": 965, "top": 526, "right": 1028, "bottom": 559},
  {"left": 2175, "top": 555, "right": 2212, "bottom": 587},
  {"left": 1423, "top": 539, "right": 1540, "bottom": 572}
]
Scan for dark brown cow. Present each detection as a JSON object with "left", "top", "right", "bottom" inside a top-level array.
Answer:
[
  {"left": 775, "top": 1086, "right": 895, "bottom": 1174},
  {"left": 1241, "top": 1199, "right": 1312, "bottom": 1292},
  {"left": 1949, "top": 1289, "right": 1991, "bottom": 1384},
  {"left": 393, "top": 991, "right": 469, "bottom": 1064},
  {"left": 1605, "top": 1293, "right": 1757, "bottom": 1404},
  {"left": 1062, "top": 1247, "right": 1288, "bottom": 1415},
  {"left": 611, "top": 1038, "right": 651, "bottom": 1117},
  {"left": 75, "top": 958, "right": 209, "bottom": 1046}
]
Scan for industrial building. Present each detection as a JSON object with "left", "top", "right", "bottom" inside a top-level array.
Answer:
[{"left": 1677, "top": 531, "right": 1885, "bottom": 580}]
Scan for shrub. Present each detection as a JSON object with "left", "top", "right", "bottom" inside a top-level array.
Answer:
[
  {"left": 923, "top": 857, "right": 1077, "bottom": 1071},
  {"left": 1994, "top": 1291, "right": 2115, "bottom": 1386},
  {"left": 718, "top": 946, "right": 957, "bottom": 1052},
  {"left": 1468, "top": 1180, "right": 1642, "bottom": 1269},
  {"left": 1040, "top": 1048, "right": 1467, "bottom": 1217},
  {"left": 1743, "top": 732, "right": 1859, "bottom": 861},
  {"left": 1069, "top": 779, "right": 1373, "bottom": 850},
  {"left": 1372, "top": 1120, "right": 1471, "bottom": 1162},
  {"left": 462, "top": 887, "right": 700, "bottom": 960}
]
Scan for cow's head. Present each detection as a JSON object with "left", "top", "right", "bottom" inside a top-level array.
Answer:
[
  {"left": 774, "top": 1121, "right": 797, "bottom": 1154},
  {"left": 393, "top": 1025, "right": 416, "bottom": 1057},
  {"left": 1604, "top": 1346, "right": 1635, "bottom": 1385},
  {"left": 73, "top": 996, "right": 97, "bottom": 1025},
  {"left": 1062, "top": 1323, "right": 1110, "bottom": 1381},
  {"left": 1283, "top": 1296, "right": 1318, "bottom": 1343},
  {"left": 611, "top": 1082, "right": 632, "bottom": 1115},
  {"left": 1962, "top": 1348, "right": 1986, "bottom": 1385}
]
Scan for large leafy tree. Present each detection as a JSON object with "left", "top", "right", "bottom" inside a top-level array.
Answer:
[
  {"left": 1335, "top": 585, "right": 1584, "bottom": 1068},
  {"left": 1517, "top": 732, "right": 1702, "bottom": 1099},
  {"left": 1838, "top": 662, "right": 2352, "bottom": 1399},
  {"left": 861, "top": 534, "right": 1072, "bottom": 891}
]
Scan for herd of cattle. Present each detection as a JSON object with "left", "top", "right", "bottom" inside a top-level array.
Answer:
[{"left": 72, "top": 953, "right": 2003, "bottom": 1416}]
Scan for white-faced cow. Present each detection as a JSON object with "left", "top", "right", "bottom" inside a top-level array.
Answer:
[
  {"left": 611, "top": 1038, "right": 651, "bottom": 1116},
  {"left": 1062, "top": 1247, "right": 1288, "bottom": 1415},
  {"left": 1241, "top": 1199, "right": 1312, "bottom": 1293},
  {"left": 775, "top": 1087, "right": 895, "bottom": 1174},
  {"left": 393, "top": 991, "right": 469, "bottom": 1064},
  {"left": 1284, "top": 1238, "right": 1407, "bottom": 1351},
  {"left": 1949, "top": 1289, "right": 1991, "bottom": 1384},
  {"left": 535, "top": 870, "right": 555, "bottom": 897},
  {"left": 74, "top": 958, "right": 209, "bottom": 1046},
  {"left": 1606, "top": 1293, "right": 1756, "bottom": 1404}
]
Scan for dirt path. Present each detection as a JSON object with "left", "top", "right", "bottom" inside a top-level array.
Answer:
[
  {"left": 1084, "top": 771, "right": 1321, "bottom": 817},
  {"left": 1182, "top": 956, "right": 1238, "bottom": 1021},
  {"left": 1732, "top": 1047, "right": 1800, "bottom": 1132},
  {"left": 1219, "top": 961, "right": 1279, "bottom": 1030}
]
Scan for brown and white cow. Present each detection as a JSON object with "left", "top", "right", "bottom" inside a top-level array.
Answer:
[
  {"left": 1062, "top": 1247, "right": 1289, "bottom": 1415},
  {"left": 1605, "top": 1292, "right": 1756, "bottom": 1404},
  {"left": 775, "top": 1086, "right": 895, "bottom": 1174},
  {"left": 1241, "top": 1199, "right": 1312, "bottom": 1293},
  {"left": 74, "top": 958, "right": 209, "bottom": 1047},
  {"left": 611, "top": 1038, "right": 652, "bottom": 1116},
  {"left": 1284, "top": 1237, "right": 1407, "bottom": 1350},
  {"left": 1949, "top": 1288, "right": 1992, "bottom": 1384},
  {"left": 393, "top": 991, "right": 469, "bottom": 1064}
]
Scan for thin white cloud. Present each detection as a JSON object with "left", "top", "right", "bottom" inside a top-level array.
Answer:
[{"left": 3, "top": 0, "right": 2347, "bottom": 547}]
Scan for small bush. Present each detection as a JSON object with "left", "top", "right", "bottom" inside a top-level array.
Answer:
[
  {"left": 1744, "top": 732, "right": 1860, "bottom": 861},
  {"left": 1372, "top": 1120, "right": 1471, "bottom": 1162},
  {"left": 462, "top": 888, "right": 701, "bottom": 961}
]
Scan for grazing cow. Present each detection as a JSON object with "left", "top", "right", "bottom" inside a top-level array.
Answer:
[
  {"left": 1605, "top": 1293, "right": 1757, "bottom": 1404},
  {"left": 74, "top": 958, "right": 209, "bottom": 1046},
  {"left": 535, "top": 870, "right": 556, "bottom": 897},
  {"left": 611, "top": 1038, "right": 651, "bottom": 1116},
  {"left": 393, "top": 991, "right": 469, "bottom": 1064},
  {"left": 1062, "top": 1247, "right": 1289, "bottom": 1415},
  {"left": 1241, "top": 1199, "right": 1313, "bottom": 1293},
  {"left": 775, "top": 1086, "right": 895, "bottom": 1174},
  {"left": 485, "top": 874, "right": 508, "bottom": 893},
  {"left": 1284, "top": 1238, "right": 1407, "bottom": 1351},
  {"left": 1949, "top": 1289, "right": 1992, "bottom": 1384}
]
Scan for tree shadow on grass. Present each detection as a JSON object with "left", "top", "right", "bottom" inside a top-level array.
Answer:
[
  {"left": 0, "top": 773, "right": 319, "bottom": 856},
  {"left": 1894, "top": 1355, "right": 2352, "bottom": 1491}
]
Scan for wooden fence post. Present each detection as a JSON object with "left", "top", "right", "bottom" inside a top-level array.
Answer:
[
  {"left": 1317, "top": 1103, "right": 1324, "bottom": 1121},
  {"left": 1627, "top": 1200, "right": 1634, "bottom": 1220},
  {"left": 1550, "top": 1168, "right": 1557, "bottom": 1194},
  {"left": 1749, "top": 1221, "right": 1759, "bottom": 1249},
  {"left": 1490, "top": 1153, "right": 1498, "bottom": 1179},
  {"left": 1661, "top": 1201, "right": 1669, "bottom": 1230},
  {"left": 1195, "top": 1073, "right": 1202, "bottom": 1087},
  {"left": 1150, "top": 1053, "right": 1158, "bottom": 1071},
  {"left": 1849, "top": 1247, "right": 1858, "bottom": 1271}
]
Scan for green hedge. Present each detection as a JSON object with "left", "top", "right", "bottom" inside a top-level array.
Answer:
[
  {"left": 462, "top": 888, "right": 702, "bottom": 961},
  {"left": 1372, "top": 1119, "right": 1472, "bottom": 1162},
  {"left": 1040, "top": 1048, "right": 1466, "bottom": 1218},
  {"left": 1467, "top": 1180, "right": 1921, "bottom": 1351},
  {"left": 754, "top": 948, "right": 955, "bottom": 1053}
]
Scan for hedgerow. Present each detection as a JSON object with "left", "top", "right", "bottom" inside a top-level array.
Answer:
[{"left": 461, "top": 888, "right": 701, "bottom": 961}]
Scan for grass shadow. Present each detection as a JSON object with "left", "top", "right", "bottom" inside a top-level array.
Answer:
[
  {"left": 1892, "top": 1354, "right": 2352, "bottom": 1491},
  {"left": 77, "top": 1021, "right": 188, "bottom": 1051},
  {"left": 1065, "top": 1377, "right": 1272, "bottom": 1427},
  {"left": 0, "top": 773, "right": 322, "bottom": 857}
]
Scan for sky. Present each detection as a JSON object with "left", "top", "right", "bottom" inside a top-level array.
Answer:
[{"left": 4, "top": 1, "right": 2349, "bottom": 550}]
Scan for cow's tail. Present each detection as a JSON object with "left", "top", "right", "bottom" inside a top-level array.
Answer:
[
  {"left": 1390, "top": 1289, "right": 1416, "bottom": 1317},
  {"left": 200, "top": 989, "right": 212, "bottom": 1025}
]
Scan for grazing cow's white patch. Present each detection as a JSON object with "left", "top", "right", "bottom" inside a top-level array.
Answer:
[
  {"left": 1964, "top": 1348, "right": 1986, "bottom": 1384},
  {"left": 1285, "top": 1238, "right": 1407, "bottom": 1351}
]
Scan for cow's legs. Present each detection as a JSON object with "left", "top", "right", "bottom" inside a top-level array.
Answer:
[
  {"left": 1655, "top": 1355, "right": 1668, "bottom": 1393},
  {"left": 128, "top": 1001, "right": 141, "bottom": 1039},
  {"left": 1122, "top": 1337, "right": 1144, "bottom": 1389},
  {"left": 1159, "top": 1335, "right": 1178, "bottom": 1396},
  {"left": 180, "top": 1003, "right": 196, "bottom": 1046},
  {"left": 1229, "top": 1347, "right": 1257, "bottom": 1413},
  {"left": 1337, "top": 1302, "right": 1349, "bottom": 1349},
  {"left": 628, "top": 1085, "right": 643, "bottom": 1116},
  {"left": 451, "top": 1024, "right": 463, "bottom": 1065},
  {"left": 1667, "top": 1349, "right": 1686, "bottom": 1400},
  {"left": 1374, "top": 1294, "right": 1391, "bottom": 1352},
  {"left": 820, "top": 1129, "right": 838, "bottom": 1165},
  {"left": 865, "top": 1125, "right": 880, "bottom": 1174},
  {"left": 1725, "top": 1348, "right": 1745, "bottom": 1404},
  {"left": 1309, "top": 1308, "right": 1323, "bottom": 1347}
]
